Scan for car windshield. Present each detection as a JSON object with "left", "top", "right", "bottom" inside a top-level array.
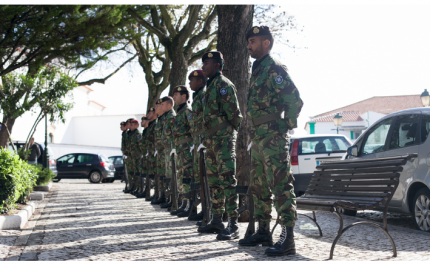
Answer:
[{"left": 299, "top": 137, "right": 351, "bottom": 154}]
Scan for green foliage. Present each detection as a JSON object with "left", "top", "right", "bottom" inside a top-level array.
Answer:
[
  {"left": 0, "top": 148, "right": 38, "bottom": 214},
  {"left": 17, "top": 147, "right": 31, "bottom": 161},
  {"left": 31, "top": 164, "right": 56, "bottom": 186}
]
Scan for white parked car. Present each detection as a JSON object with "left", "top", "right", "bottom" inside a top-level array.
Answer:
[{"left": 289, "top": 134, "right": 352, "bottom": 195}]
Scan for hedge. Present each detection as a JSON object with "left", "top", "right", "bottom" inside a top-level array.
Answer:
[{"left": 0, "top": 148, "right": 38, "bottom": 214}]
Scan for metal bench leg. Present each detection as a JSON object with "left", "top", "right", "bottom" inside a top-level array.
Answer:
[
  {"left": 298, "top": 211, "right": 323, "bottom": 237},
  {"left": 329, "top": 221, "right": 397, "bottom": 260}
]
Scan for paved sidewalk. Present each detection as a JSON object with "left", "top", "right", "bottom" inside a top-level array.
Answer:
[{"left": 2, "top": 180, "right": 430, "bottom": 261}]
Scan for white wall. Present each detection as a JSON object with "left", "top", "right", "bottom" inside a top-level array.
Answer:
[{"left": 47, "top": 143, "right": 122, "bottom": 159}]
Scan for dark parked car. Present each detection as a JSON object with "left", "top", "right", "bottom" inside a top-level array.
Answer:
[
  {"left": 108, "top": 155, "right": 124, "bottom": 181},
  {"left": 8, "top": 142, "right": 57, "bottom": 175},
  {"left": 54, "top": 153, "right": 115, "bottom": 183}
]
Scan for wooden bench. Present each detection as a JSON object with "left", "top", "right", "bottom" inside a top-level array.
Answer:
[{"left": 296, "top": 153, "right": 417, "bottom": 259}]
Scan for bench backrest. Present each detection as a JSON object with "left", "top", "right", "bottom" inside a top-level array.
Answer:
[{"left": 305, "top": 154, "right": 418, "bottom": 210}]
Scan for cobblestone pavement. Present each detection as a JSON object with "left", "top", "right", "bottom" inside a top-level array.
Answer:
[{"left": 1, "top": 179, "right": 430, "bottom": 261}]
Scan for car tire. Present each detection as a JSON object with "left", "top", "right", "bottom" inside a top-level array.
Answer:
[
  {"left": 412, "top": 188, "right": 430, "bottom": 232},
  {"left": 53, "top": 178, "right": 61, "bottom": 183},
  {"left": 89, "top": 171, "right": 102, "bottom": 183}
]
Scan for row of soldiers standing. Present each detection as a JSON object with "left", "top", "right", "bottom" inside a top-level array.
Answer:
[{"left": 119, "top": 25, "right": 304, "bottom": 257}]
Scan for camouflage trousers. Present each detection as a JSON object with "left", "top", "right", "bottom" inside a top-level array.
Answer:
[
  {"left": 156, "top": 147, "right": 166, "bottom": 196},
  {"left": 128, "top": 156, "right": 142, "bottom": 189},
  {"left": 250, "top": 133, "right": 297, "bottom": 227},
  {"left": 176, "top": 141, "right": 193, "bottom": 196},
  {"left": 143, "top": 151, "right": 155, "bottom": 191},
  {"left": 192, "top": 137, "right": 200, "bottom": 183},
  {"left": 164, "top": 147, "right": 176, "bottom": 195},
  {"left": 203, "top": 131, "right": 238, "bottom": 218}
]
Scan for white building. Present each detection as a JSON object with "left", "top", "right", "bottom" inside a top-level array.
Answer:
[
  {"left": 4, "top": 86, "right": 144, "bottom": 158},
  {"left": 305, "top": 95, "right": 422, "bottom": 141}
]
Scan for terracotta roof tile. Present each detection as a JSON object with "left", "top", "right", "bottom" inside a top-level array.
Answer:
[
  {"left": 314, "top": 95, "right": 422, "bottom": 118},
  {"left": 309, "top": 111, "right": 363, "bottom": 123}
]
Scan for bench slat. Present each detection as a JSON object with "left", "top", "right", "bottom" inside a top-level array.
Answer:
[
  {"left": 305, "top": 191, "right": 389, "bottom": 197},
  {"left": 297, "top": 197, "right": 382, "bottom": 205},
  {"left": 308, "top": 180, "right": 397, "bottom": 186},
  {"left": 313, "top": 166, "right": 404, "bottom": 175},
  {"left": 299, "top": 194, "right": 384, "bottom": 202},
  {"left": 316, "top": 159, "right": 406, "bottom": 170},
  {"left": 319, "top": 154, "right": 416, "bottom": 165},
  {"left": 311, "top": 173, "right": 400, "bottom": 180},
  {"left": 307, "top": 186, "right": 395, "bottom": 192}
]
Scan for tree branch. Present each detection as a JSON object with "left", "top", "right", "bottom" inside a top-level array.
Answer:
[
  {"left": 77, "top": 54, "right": 137, "bottom": 86},
  {"left": 159, "top": 5, "right": 177, "bottom": 37},
  {"left": 188, "top": 36, "right": 217, "bottom": 65},
  {"left": 127, "top": 7, "right": 169, "bottom": 46},
  {"left": 184, "top": 6, "right": 217, "bottom": 56},
  {"left": 176, "top": 5, "right": 202, "bottom": 45}
]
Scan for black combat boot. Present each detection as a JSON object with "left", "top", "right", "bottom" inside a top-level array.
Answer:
[
  {"left": 197, "top": 214, "right": 225, "bottom": 234},
  {"left": 123, "top": 185, "right": 131, "bottom": 193},
  {"left": 265, "top": 226, "right": 296, "bottom": 256},
  {"left": 238, "top": 222, "right": 273, "bottom": 246},
  {"left": 171, "top": 199, "right": 188, "bottom": 215},
  {"left": 177, "top": 200, "right": 192, "bottom": 217},
  {"left": 188, "top": 210, "right": 204, "bottom": 221},
  {"left": 146, "top": 195, "right": 154, "bottom": 202},
  {"left": 135, "top": 189, "right": 146, "bottom": 198},
  {"left": 151, "top": 194, "right": 166, "bottom": 204},
  {"left": 217, "top": 217, "right": 239, "bottom": 240},
  {"left": 160, "top": 197, "right": 172, "bottom": 208}
]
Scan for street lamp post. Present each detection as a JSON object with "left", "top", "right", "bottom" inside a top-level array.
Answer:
[
  {"left": 421, "top": 89, "right": 430, "bottom": 107},
  {"left": 333, "top": 113, "right": 343, "bottom": 134}
]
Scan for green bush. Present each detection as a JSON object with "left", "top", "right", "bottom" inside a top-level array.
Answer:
[
  {"left": 0, "top": 148, "right": 38, "bottom": 214},
  {"left": 32, "top": 164, "right": 56, "bottom": 186}
]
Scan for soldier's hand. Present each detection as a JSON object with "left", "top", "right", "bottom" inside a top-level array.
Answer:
[
  {"left": 247, "top": 141, "right": 252, "bottom": 151},
  {"left": 146, "top": 152, "right": 149, "bottom": 157},
  {"left": 197, "top": 143, "right": 206, "bottom": 152},
  {"left": 170, "top": 149, "right": 176, "bottom": 156},
  {"left": 154, "top": 150, "right": 158, "bottom": 157},
  {"left": 190, "top": 145, "right": 195, "bottom": 152}
]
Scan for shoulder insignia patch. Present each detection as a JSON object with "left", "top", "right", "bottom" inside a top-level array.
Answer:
[
  {"left": 275, "top": 75, "right": 283, "bottom": 84},
  {"left": 201, "top": 97, "right": 205, "bottom": 103},
  {"left": 220, "top": 87, "right": 227, "bottom": 95},
  {"left": 187, "top": 113, "right": 192, "bottom": 120},
  {"left": 137, "top": 135, "right": 141, "bottom": 140}
]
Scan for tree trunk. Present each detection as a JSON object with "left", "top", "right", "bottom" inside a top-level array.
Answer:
[
  {"left": 217, "top": 5, "right": 253, "bottom": 222},
  {"left": 167, "top": 51, "right": 189, "bottom": 96},
  {"left": 0, "top": 116, "right": 16, "bottom": 149}
]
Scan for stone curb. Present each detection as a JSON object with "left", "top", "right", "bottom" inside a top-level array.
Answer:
[
  {"left": 33, "top": 182, "right": 52, "bottom": 192},
  {"left": 0, "top": 202, "right": 36, "bottom": 230},
  {"left": 29, "top": 192, "right": 44, "bottom": 201}
]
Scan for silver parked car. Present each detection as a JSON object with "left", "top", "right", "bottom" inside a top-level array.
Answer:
[{"left": 345, "top": 107, "right": 430, "bottom": 232}]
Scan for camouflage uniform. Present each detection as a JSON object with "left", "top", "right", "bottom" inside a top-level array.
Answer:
[
  {"left": 139, "top": 126, "right": 149, "bottom": 185},
  {"left": 247, "top": 54, "right": 304, "bottom": 228},
  {"left": 154, "top": 113, "right": 167, "bottom": 194},
  {"left": 173, "top": 102, "right": 193, "bottom": 197},
  {"left": 189, "top": 86, "right": 206, "bottom": 183},
  {"left": 123, "top": 130, "right": 133, "bottom": 184},
  {"left": 202, "top": 72, "right": 243, "bottom": 218},
  {"left": 128, "top": 128, "right": 143, "bottom": 189},
  {"left": 143, "top": 119, "right": 157, "bottom": 177},
  {"left": 161, "top": 109, "right": 177, "bottom": 194}
]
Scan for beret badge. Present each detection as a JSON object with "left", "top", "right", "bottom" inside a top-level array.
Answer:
[
  {"left": 177, "top": 87, "right": 182, "bottom": 91},
  {"left": 253, "top": 27, "right": 260, "bottom": 34},
  {"left": 194, "top": 71, "right": 198, "bottom": 76},
  {"left": 208, "top": 53, "right": 213, "bottom": 58}
]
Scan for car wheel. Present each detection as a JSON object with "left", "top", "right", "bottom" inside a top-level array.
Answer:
[
  {"left": 89, "top": 171, "right": 102, "bottom": 183},
  {"left": 413, "top": 188, "right": 430, "bottom": 232},
  {"left": 53, "top": 178, "right": 61, "bottom": 183}
]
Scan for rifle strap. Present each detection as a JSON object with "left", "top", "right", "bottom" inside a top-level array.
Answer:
[
  {"left": 205, "top": 121, "right": 231, "bottom": 137},
  {"left": 251, "top": 111, "right": 284, "bottom": 127}
]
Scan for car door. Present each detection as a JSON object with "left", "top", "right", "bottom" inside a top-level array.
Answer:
[
  {"left": 72, "top": 154, "right": 96, "bottom": 178},
  {"left": 382, "top": 112, "right": 421, "bottom": 209},
  {"left": 357, "top": 117, "right": 395, "bottom": 160},
  {"left": 56, "top": 154, "right": 76, "bottom": 178}
]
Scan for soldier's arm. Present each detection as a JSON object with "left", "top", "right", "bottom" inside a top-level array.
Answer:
[
  {"left": 219, "top": 84, "right": 243, "bottom": 130},
  {"left": 270, "top": 65, "right": 304, "bottom": 129}
]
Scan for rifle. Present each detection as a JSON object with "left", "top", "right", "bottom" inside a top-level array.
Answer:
[
  {"left": 153, "top": 149, "right": 160, "bottom": 201},
  {"left": 188, "top": 144, "right": 199, "bottom": 217},
  {"left": 169, "top": 144, "right": 179, "bottom": 212},
  {"left": 198, "top": 138, "right": 211, "bottom": 227},
  {"left": 145, "top": 152, "right": 151, "bottom": 200},
  {"left": 123, "top": 156, "right": 129, "bottom": 189},
  {"left": 237, "top": 146, "right": 255, "bottom": 238}
]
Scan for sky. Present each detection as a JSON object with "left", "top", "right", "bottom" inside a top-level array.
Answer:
[{"left": 75, "top": 1, "right": 430, "bottom": 135}]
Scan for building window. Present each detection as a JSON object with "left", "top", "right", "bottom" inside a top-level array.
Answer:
[{"left": 49, "top": 133, "right": 54, "bottom": 143}]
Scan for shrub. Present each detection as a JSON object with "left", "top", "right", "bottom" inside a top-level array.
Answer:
[
  {"left": 32, "top": 164, "right": 56, "bottom": 186},
  {"left": 0, "top": 148, "right": 38, "bottom": 214}
]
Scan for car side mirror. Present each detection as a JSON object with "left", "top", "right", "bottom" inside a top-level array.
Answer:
[{"left": 347, "top": 145, "right": 358, "bottom": 157}]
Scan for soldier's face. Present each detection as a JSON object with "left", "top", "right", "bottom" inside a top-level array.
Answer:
[
  {"left": 202, "top": 59, "right": 218, "bottom": 78},
  {"left": 147, "top": 111, "right": 155, "bottom": 120},
  {"left": 247, "top": 36, "right": 266, "bottom": 59},
  {"left": 189, "top": 77, "right": 200, "bottom": 91},
  {"left": 173, "top": 92, "right": 186, "bottom": 105},
  {"left": 120, "top": 125, "right": 126, "bottom": 131},
  {"left": 126, "top": 122, "right": 130, "bottom": 130},
  {"left": 161, "top": 101, "right": 171, "bottom": 112},
  {"left": 155, "top": 104, "right": 163, "bottom": 116}
]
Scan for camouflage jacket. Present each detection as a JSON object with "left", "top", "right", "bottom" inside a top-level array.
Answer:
[
  {"left": 172, "top": 103, "right": 193, "bottom": 150},
  {"left": 142, "top": 119, "right": 157, "bottom": 154},
  {"left": 128, "top": 128, "right": 142, "bottom": 159},
  {"left": 161, "top": 108, "right": 177, "bottom": 150},
  {"left": 247, "top": 54, "right": 303, "bottom": 138},
  {"left": 190, "top": 86, "right": 206, "bottom": 142},
  {"left": 121, "top": 131, "right": 127, "bottom": 154},
  {"left": 154, "top": 114, "right": 166, "bottom": 151},
  {"left": 202, "top": 72, "right": 243, "bottom": 135}
]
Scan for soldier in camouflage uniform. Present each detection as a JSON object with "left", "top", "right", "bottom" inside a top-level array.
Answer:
[
  {"left": 123, "top": 118, "right": 134, "bottom": 193},
  {"left": 120, "top": 121, "right": 128, "bottom": 192},
  {"left": 238, "top": 26, "right": 304, "bottom": 257},
  {"left": 171, "top": 85, "right": 194, "bottom": 216},
  {"left": 143, "top": 107, "right": 158, "bottom": 201},
  {"left": 128, "top": 119, "right": 143, "bottom": 196},
  {"left": 151, "top": 99, "right": 169, "bottom": 205},
  {"left": 135, "top": 115, "right": 148, "bottom": 198},
  {"left": 160, "top": 96, "right": 177, "bottom": 210},
  {"left": 187, "top": 70, "right": 207, "bottom": 221},
  {"left": 198, "top": 51, "right": 243, "bottom": 241}
]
